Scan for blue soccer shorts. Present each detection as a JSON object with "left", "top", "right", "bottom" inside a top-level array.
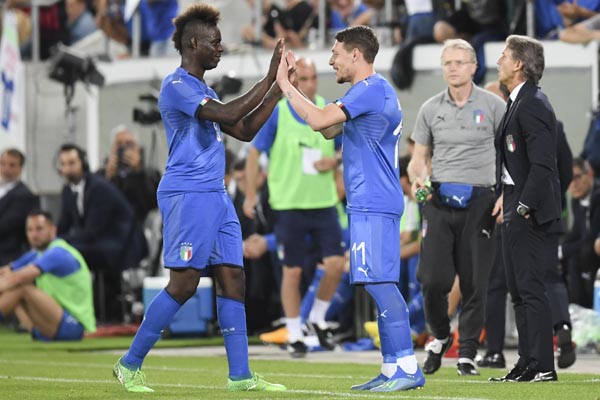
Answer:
[
  {"left": 32, "top": 309, "right": 84, "bottom": 341},
  {"left": 159, "top": 191, "right": 243, "bottom": 269},
  {"left": 348, "top": 212, "right": 401, "bottom": 285}
]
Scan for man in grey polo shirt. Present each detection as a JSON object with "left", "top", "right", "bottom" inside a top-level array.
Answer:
[{"left": 407, "top": 39, "right": 505, "bottom": 377}]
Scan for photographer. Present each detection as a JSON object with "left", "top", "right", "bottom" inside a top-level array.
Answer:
[{"left": 97, "top": 125, "right": 161, "bottom": 223}]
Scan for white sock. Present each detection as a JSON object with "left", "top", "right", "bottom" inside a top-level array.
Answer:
[
  {"left": 397, "top": 355, "right": 418, "bottom": 374},
  {"left": 381, "top": 362, "right": 397, "bottom": 378},
  {"left": 308, "top": 298, "right": 330, "bottom": 325},
  {"left": 286, "top": 317, "right": 303, "bottom": 343}
]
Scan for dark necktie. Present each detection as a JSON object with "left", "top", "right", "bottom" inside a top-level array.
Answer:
[{"left": 506, "top": 98, "right": 513, "bottom": 113}]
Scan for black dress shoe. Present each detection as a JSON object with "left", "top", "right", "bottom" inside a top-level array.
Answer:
[
  {"left": 309, "top": 322, "right": 335, "bottom": 351},
  {"left": 516, "top": 368, "right": 558, "bottom": 382},
  {"left": 477, "top": 352, "right": 506, "bottom": 369},
  {"left": 556, "top": 325, "right": 576, "bottom": 369},
  {"left": 488, "top": 364, "right": 526, "bottom": 382},
  {"left": 457, "top": 362, "right": 480, "bottom": 376},
  {"left": 423, "top": 335, "right": 454, "bottom": 374}
]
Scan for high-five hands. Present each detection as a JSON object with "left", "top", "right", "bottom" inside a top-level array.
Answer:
[{"left": 276, "top": 48, "right": 297, "bottom": 87}]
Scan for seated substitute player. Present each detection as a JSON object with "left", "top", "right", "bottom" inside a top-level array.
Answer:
[
  {"left": 0, "top": 209, "right": 96, "bottom": 341},
  {"left": 113, "top": 3, "right": 287, "bottom": 393},
  {"left": 275, "top": 25, "right": 424, "bottom": 392}
]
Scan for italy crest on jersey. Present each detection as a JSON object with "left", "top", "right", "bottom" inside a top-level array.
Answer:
[
  {"left": 473, "top": 109, "right": 484, "bottom": 124},
  {"left": 506, "top": 134, "right": 516, "bottom": 152},
  {"left": 180, "top": 242, "right": 193, "bottom": 261}
]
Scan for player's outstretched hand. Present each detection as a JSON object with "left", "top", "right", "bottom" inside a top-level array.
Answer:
[
  {"left": 276, "top": 49, "right": 296, "bottom": 85},
  {"left": 267, "top": 38, "right": 285, "bottom": 81}
]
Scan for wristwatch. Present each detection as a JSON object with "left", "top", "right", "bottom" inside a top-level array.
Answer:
[{"left": 516, "top": 203, "right": 530, "bottom": 217}]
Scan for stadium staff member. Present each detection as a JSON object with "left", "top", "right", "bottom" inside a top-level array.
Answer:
[{"left": 0, "top": 209, "right": 96, "bottom": 341}]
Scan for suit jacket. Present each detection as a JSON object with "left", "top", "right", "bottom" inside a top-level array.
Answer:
[
  {"left": 0, "top": 181, "right": 39, "bottom": 265},
  {"left": 58, "top": 173, "right": 147, "bottom": 271},
  {"left": 495, "top": 81, "right": 562, "bottom": 226}
]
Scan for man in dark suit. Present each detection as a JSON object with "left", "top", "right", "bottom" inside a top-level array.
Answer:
[
  {"left": 56, "top": 143, "right": 147, "bottom": 323},
  {"left": 492, "top": 35, "right": 561, "bottom": 382},
  {"left": 0, "top": 149, "right": 39, "bottom": 265},
  {"left": 561, "top": 157, "right": 600, "bottom": 308}
]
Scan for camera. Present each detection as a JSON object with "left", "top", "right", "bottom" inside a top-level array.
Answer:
[{"left": 133, "top": 93, "right": 162, "bottom": 125}]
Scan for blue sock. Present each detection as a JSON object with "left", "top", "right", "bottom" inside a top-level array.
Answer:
[
  {"left": 325, "top": 272, "right": 352, "bottom": 320},
  {"left": 365, "top": 283, "right": 414, "bottom": 357},
  {"left": 217, "top": 296, "right": 251, "bottom": 380},
  {"left": 123, "top": 289, "right": 182, "bottom": 369},
  {"left": 300, "top": 268, "right": 324, "bottom": 322},
  {"left": 377, "top": 311, "right": 395, "bottom": 361},
  {"left": 0, "top": 311, "right": 4, "bottom": 322}
]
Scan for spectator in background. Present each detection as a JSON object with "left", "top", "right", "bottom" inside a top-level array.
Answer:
[
  {"left": 144, "top": 0, "right": 178, "bottom": 57},
  {"left": 561, "top": 157, "right": 600, "bottom": 308},
  {"left": 0, "top": 210, "right": 96, "bottom": 341},
  {"left": 56, "top": 143, "right": 147, "bottom": 323},
  {"left": 330, "top": 0, "right": 372, "bottom": 30},
  {"left": 95, "top": 0, "right": 151, "bottom": 56},
  {"left": 7, "top": 0, "right": 68, "bottom": 60},
  {"left": 557, "top": 0, "right": 599, "bottom": 25},
  {"left": 97, "top": 125, "right": 161, "bottom": 224},
  {"left": 279, "top": 0, "right": 315, "bottom": 48},
  {"left": 65, "top": 0, "right": 97, "bottom": 44},
  {"left": 241, "top": 0, "right": 284, "bottom": 49},
  {"left": 559, "top": 12, "right": 600, "bottom": 43},
  {"left": 0, "top": 149, "right": 39, "bottom": 266},
  {"left": 433, "top": 0, "right": 507, "bottom": 84}
]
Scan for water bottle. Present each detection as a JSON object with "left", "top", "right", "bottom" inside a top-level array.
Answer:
[
  {"left": 594, "top": 269, "right": 600, "bottom": 316},
  {"left": 415, "top": 181, "right": 432, "bottom": 203}
]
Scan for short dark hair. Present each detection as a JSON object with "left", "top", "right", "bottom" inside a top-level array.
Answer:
[
  {"left": 573, "top": 156, "right": 591, "bottom": 174},
  {"left": 505, "top": 35, "right": 545, "bottom": 85},
  {"left": 1, "top": 148, "right": 25, "bottom": 167},
  {"left": 27, "top": 209, "right": 54, "bottom": 224},
  {"left": 58, "top": 143, "right": 90, "bottom": 173},
  {"left": 334, "top": 25, "right": 379, "bottom": 64},
  {"left": 172, "top": 3, "right": 220, "bottom": 54}
]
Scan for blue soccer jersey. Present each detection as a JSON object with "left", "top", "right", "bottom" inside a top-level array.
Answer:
[
  {"left": 158, "top": 67, "right": 226, "bottom": 193},
  {"left": 335, "top": 73, "right": 404, "bottom": 216}
]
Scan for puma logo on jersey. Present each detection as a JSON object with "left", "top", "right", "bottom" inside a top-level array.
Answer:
[
  {"left": 358, "top": 267, "right": 369, "bottom": 277},
  {"left": 172, "top": 78, "right": 183, "bottom": 84},
  {"left": 452, "top": 195, "right": 465, "bottom": 205},
  {"left": 379, "top": 309, "right": 388, "bottom": 319},
  {"left": 482, "top": 229, "right": 491, "bottom": 239}
]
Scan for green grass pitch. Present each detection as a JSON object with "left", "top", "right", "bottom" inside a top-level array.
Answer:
[{"left": 0, "top": 326, "right": 598, "bottom": 399}]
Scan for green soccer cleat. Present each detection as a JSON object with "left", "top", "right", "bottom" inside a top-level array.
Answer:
[
  {"left": 113, "top": 358, "right": 154, "bottom": 393},
  {"left": 226, "top": 373, "right": 287, "bottom": 392}
]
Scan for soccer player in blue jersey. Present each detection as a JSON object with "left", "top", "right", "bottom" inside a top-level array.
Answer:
[
  {"left": 113, "top": 3, "right": 287, "bottom": 393},
  {"left": 275, "top": 25, "right": 424, "bottom": 392}
]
